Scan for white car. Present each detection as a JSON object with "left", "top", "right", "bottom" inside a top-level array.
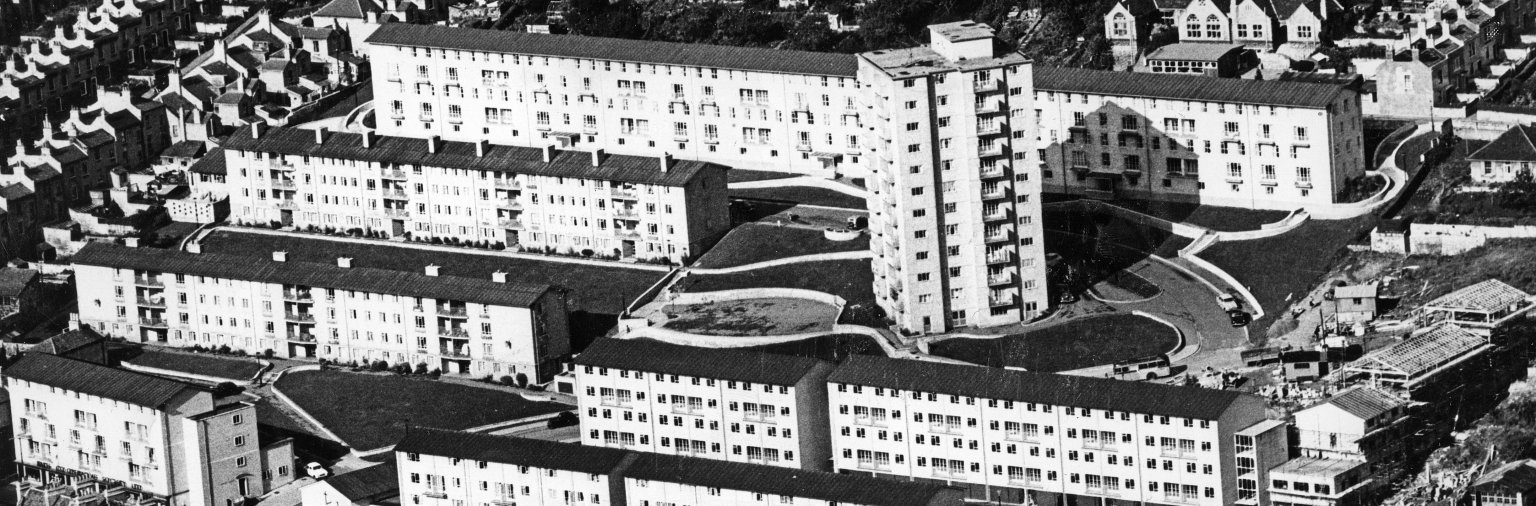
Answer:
[
  {"left": 306, "top": 462, "right": 330, "bottom": 480},
  {"left": 1217, "top": 293, "right": 1240, "bottom": 312}
]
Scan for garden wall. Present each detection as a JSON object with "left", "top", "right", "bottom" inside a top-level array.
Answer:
[{"left": 1406, "top": 222, "right": 1536, "bottom": 255}]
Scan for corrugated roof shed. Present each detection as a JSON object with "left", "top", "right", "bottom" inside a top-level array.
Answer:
[
  {"left": 1359, "top": 323, "right": 1486, "bottom": 377},
  {"left": 1034, "top": 66, "right": 1349, "bottom": 109},
  {"left": 364, "top": 24, "right": 858, "bottom": 77},
  {"left": 827, "top": 355, "right": 1255, "bottom": 420},
  {"left": 222, "top": 125, "right": 720, "bottom": 187},
  {"left": 574, "top": 338, "right": 827, "bottom": 386},
  {"left": 71, "top": 242, "right": 552, "bottom": 308},
  {"left": 394, "top": 428, "right": 633, "bottom": 475},
  {"left": 1333, "top": 283, "right": 1378, "bottom": 299},
  {"left": 1426, "top": 279, "right": 1531, "bottom": 313},
  {"left": 4, "top": 353, "right": 198, "bottom": 408},
  {"left": 625, "top": 452, "right": 959, "bottom": 506}
]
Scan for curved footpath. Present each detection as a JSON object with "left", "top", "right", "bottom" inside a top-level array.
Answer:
[{"left": 728, "top": 176, "right": 870, "bottom": 199}]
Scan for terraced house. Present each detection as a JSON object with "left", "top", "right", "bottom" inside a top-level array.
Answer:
[
  {"left": 219, "top": 123, "right": 730, "bottom": 263},
  {"left": 1105, "top": 0, "right": 1341, "bottom": 57},
  {"left": 69, "top": 240, "right": 571, "bottom": 380},
  {"left": 6, "top": 353, "right": 295, "bottom": 506}
]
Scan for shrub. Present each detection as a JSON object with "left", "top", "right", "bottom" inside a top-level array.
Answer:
[
  {"left": 370, "top": 360, "right": 388, "bottom": 372},
  {"left": 498, "top": 375, "right": 516, "bottom": 386},
  {"left": 547, "top": 411, "right": 578, "bottom": 429},
  {"left": 212, "top": 382, "right": 241, "bottom": 397},
  {"left": 515, "top": 373, "right": 529, "bottom": 388},
  {"left": 414, "top": 362, "right": 428, "bottom": 374},
  {"left": 263, "top": 349, "right": 275, "bottom": 358},
  {"left": 428, "top": 368, "right": 442, "bottom": 378}
]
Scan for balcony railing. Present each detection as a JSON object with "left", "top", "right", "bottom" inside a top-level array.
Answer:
[
  {"left": 438, "top": 327, "right": 470, "bottom": 338},
  {"left": 133, "top": 277, "right": 163, "bottom": 288},
  {"left": 989, "top": 296, "right": 1014, "bottom": 307},
  {"left": 614, "top": 207, "right": 640, "bottom": 219},
  {"left": 283, "top": 291, "right": 313, "bottom": 302},
  {"left": 383, "top": 188, "right": 409, "bottom": 199},
  {"left": 974, "top": 79, "right": 1001, "bottom": 93},
  {"left": 275, "top": 199, "right": 299, "bottom": 210},
  {"left": 437, "top": 307, "right": 468, "bottom": 318},
  {"left": 135, "top": 297, "right": 165, "bottom": 307},
  {"left": 493, "top": 179, "right": 521, "bottom": 190},
  {"left": 138, "top": 317, "right": 166, "bottom": 327},
  {"left": 975, "top": 100, "right": 1002, "bottom": 114},
  {"left": 988, "top": 273, "right": 1014, "bottom": 286},
  {"left": 381, "top": 169, "right": 408, "bottom": 179},
  {"left": 981, "top": 187, "right": 1009, "bottom": 200},
  {"left": 384, "top": 208, "right": 411, "bottom": 219},
  {"left": 980, "top": 165, "right": 1007, "bottom": 178},
  {"left": 611, "top": 188, "right": 638, "bottom": 199},
  {"left": 498, "top": 218, "right": 523, "bottom": 229},
  {"left": 270, "top": 179, "right": 296, "bottom": 190},
  {"left": 284, "top": 312, "right": 316, "bottom": 323},
  {"left": 616, "top": 229, "right": 642, "bottom": 240},
  {"left": 986, "top": 250, "right": 1014, "bottom": 264},
  {"left": 439, "top": 348, "right": 471, "bottom": 359},
  {"left": 286, "top": 332, "right": 316, "bottom": 343},
  {"left": 978, "top": 144, "right": 1005, "bottom": 157}
]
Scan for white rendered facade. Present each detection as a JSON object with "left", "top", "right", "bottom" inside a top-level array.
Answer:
[
  {"left": 572, "top": 339, "right": 834, "bottom": 471},
  {"left": 825, "top": 355, "right": 1272, "bottom": 506},
  {"left": 860, "top": 22, "right": 1048, "bottom": 334},
  {"left": 1033, "top": 68, "right": 1367, "bottom": 211},
  {"left": 218, "top": 125, "right": 730, "bottom": 263},
  {"left": 365, "top": 24, "right": 866, "bottom": 178},
  {"left": 396, "top": 441, "right": 626, "bottom": 506},
  {"left": 70, "top": 242, "right": 571, "bottom": 381}
]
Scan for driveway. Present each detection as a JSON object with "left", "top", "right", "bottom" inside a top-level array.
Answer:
[{"left": 1099, "top": 258, "right": 1251, "bottom": 373}]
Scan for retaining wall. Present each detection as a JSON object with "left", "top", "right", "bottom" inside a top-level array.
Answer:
[{"left": 120, "top": 358, "right": 270, "bottom": 386}]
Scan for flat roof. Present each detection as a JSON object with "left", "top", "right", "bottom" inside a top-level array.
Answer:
[
  {"left": 1034, "top": 66, "right": 1350, "bottom": 109},
  {"left": 365, "top": 24, "right": 858, "bottom": 77},
  {"left": 1333, "top": 283, "right": 1379, "bottom": 299},
  {"left": 929, "top": 21, "right": 995, "bottom": 42},
  {"left": 1272, "top": 457, "right": 1364, "bottom": 478}
]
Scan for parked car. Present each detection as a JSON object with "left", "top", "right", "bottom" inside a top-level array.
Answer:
[
  {"left": 306, "top": 462, "right": 330, "bottom": 480},
  {"left": 1228, "top": 310, "right": 1252, "bottom": 328},
  {"left": 1217, "top": 293, "right": 1241, "bottom": 312}
]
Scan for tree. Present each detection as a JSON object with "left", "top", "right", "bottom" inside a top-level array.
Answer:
[
  {"left": 784, "top": 13, "right": 839, "bottom": 51},
  {"left": 1498, "top": 169, "right": 1536, "bottom": 210}
]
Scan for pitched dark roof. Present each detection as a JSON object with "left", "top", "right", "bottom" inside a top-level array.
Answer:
[
  {"left": 1468, "top": 125, "right": 1536, "bottom": 162},
  {"left": 313, "top": 0, "right": 380, "bottom": 19},
  {"left": 0, "top": 184, "right": 35, "bottom": 200},
  {"left": 1318, "top": 386, "right": 1402, "bottom": 420},
  {"left": 0, "top": 268, "right": 38, "bottom": 297},
  {"left": 223, "top": 125, "right": 720, "bottom": 187},
  {"left": 625, "top": 452, "right": 957, "bottom": 506},
  {"left": 1034, "top": 66, "right": 1349, "bottom": 109},
  {"left": 1474, "top": 460, "right": 1536, "bottom": 494},
  {"left": 574, "top": 338, "right": 827, "bottom": 386},
  {"left": 827, "top": 355, "right": 1256, "bottom": 420},
  {"left": 323, "top": 463, "right": 399, "bottom": 503},
  {"left": 162, "top": 140, "right": 206, "bottom": 159},
  {"left": 4, "top": 353, "right": 199, "bottom": 408},
  {"left": 365, "top": 24, "right": 858, "bottom": 77},
  {"left": 35, "top": 328, "right": 106, "bottom": 357},
  {"left": 190, "top": 147, "right": 227, "bottom": 175},
  {"left": 395, "top": 428, "right": 633, "bottom": 475},
  {"left": 72, "top": 242, "right": 552, "bottom": 308}
]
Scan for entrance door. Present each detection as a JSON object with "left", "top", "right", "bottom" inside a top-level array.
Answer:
[
  {"left": 280, "top": 210, "right": 293, "bottom": 227},
  {"left": 506, "top": 230, "right": 519, "bottom": 246},
  {"left": 621, "top": 240, "right": 637, "bottom": 258},
  {"left": 392, "top": 219, "right": 405, "bottom": 236}
]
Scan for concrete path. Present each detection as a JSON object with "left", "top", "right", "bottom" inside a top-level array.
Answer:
[
  {"left": 728, "top": 176, "right": 870, "bottom": 199},
  {"left": 687, "top": 250, "right": 872, "bottom": 275}
]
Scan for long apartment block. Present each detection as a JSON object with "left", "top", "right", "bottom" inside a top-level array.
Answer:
[
  {"left": 825, "top": 355, "right": 1281, "bottom": 506},
  {"left": 860, "top": 21, "right": 1047, "bottom": 333},
  {"left": 220, "top": 123, "right": 730, "bottom": 263},
  {"left": 7, "top": 353, "right": 295, "bottom": 506},
  {"left": 1033, "top": 67, "right": 1366, "bottom": 210},
  {"left": 572, "top": 338, "right": 834, "bottom": 470},
  {"left": 70, "top": 241, "right": 571, "bottom": 381},
  {"left": 364, "top": 23, "right": 866, "bottom": 177},
  {"left": 394, "top": 426, "right": 965, "bottom": 506}
]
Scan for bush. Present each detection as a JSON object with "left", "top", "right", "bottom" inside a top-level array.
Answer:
[
  {"left": 263, "top": 349, "right": 275, "bottom": 358},
  {"left": 515, "top": 373, "right": 529, "bottom": 388},
  {"left": 392, "top": 363, "right": 412, "bottom": 374},
  {"left": 212, "top": 382, "right": 242, "bottom": 397},
  {"left": 370, "top": 360, "right": 388, "bottom": 372},
  {"left": 498, "top": 375, "right": 516, "bottom": 386},
  {"left": 428, "top": 368, "right": 441, "bottom": 378},
  {"left": 414, "top": 362, "right": 428, "bottom": 374},
  {"left": 318, "top": 358, "right": 331, "bottom": 367},
  {"left": 190, "top": 344, "right": 206, "bottom": 353},
  {"left": 547, "top": 411, "right": 579, "bottom": 429}
]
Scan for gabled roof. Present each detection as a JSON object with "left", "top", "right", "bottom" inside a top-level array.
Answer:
[
  {"left": 574, "top": 338, "right": 828, "bottom": 386},
  {"left": 1473, "top": 460, "right": 1536, "bottom": 495},
  {"left": 827, "top": 355, "right": 1257, "bottom": 420},
  {"left": 1145, "top": 43, "right": 1243, "bottom": 62},
  {"left": 190, "top": 147, "right": 226, "bottom": 175},
  {"left": 1468, "top": 125, "right": 1536, "bottom": 162},
  {"left": 313, "top": 0, "right": 382, "bottom": 19},
  {"left": 1333, "top": 283, "right": 1378, "bottom": 299},
  {"left": 322, "top": 463, "right": 399, "bottom": 503},
  {"left": 4, "top": 353, "right": 200, "bottom": 408},
  {"left": 365, "top": 24, "right": 859, "bottom": 77},
  {"left": 72, "top": 242, "right": 554, "bottom": 308},
  {"left": 35, "top": 327, "right": 106, "bottom": 357},
  {"left": 625, "top": 452, "right": 960, "bottom": 506},
  {"left": 0, "top": 183, "right": 35, "bottom": 200},
  {"left": 1034, "top": 66, "right": 1350, "bottom": 109},
  {"left": 0, "top": 268, "right": 38, "bottom": 297},
  {"left": 162, "top": 140, "right": 206, "bottom": 159},
  {"left": 1357, "top": 323, "right": 1486, "bottom": 378},
  {"left": 395, "top": 427, "right": 634, "bottom": 475},
  {"left": 1425, "top": 279, "right": 1531, "bottom": 313},
  {"left": 1316, "top": 386, "right": 1402, "bottom": 420}
]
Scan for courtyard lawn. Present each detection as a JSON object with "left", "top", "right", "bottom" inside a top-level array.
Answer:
[
  {"left": 1084, "top": 197, "right": 1292, "bottom": 232},
  {"left": 681, "top": 259, "right": 880, "bottom": 326},
  {"left": 660, "top": 298, "right": 839, "bottom": 336},
  {"left": 125, "top": 349, "right": 265, "bottom": 381},
  {"left": 694, "top": 224, "right": 868, "bottom": 269},
  {"left": 928, "top": 314, "right": 1180, "bottom": 372},
  {"left": 712, "top": 334, "right": 887, "bottom": 361},
  {"left": 274, "top": 369, "right": 567, "bottom": 451},
  {"left": 730, "top": 186, "right": 867, "bottom": 210},
  {"left": 1196, "top": 216, "right": 1376, "bottom": 338}
]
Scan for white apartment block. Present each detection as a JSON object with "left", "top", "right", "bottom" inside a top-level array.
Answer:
[
  {"left": 219, "top": 124, "right": 730, "bottom": 263},
  {"left": 364, "top": 23, "right": 866, "bottom": 178},
  {"left": 7, "top": 353, "right": 295, "bottom": 506},
  {"left": 861, "top": 21, "right": 1048, "bottom": 334},
  {"left": 69, "top": 241, "right": 572, "bottom": 381},
  {"left": 393, "top": 427, "right": 966, "bottom": 506},
  {"left": 572, "top": 338, "right": 834, "bottom": 471},
  {"left": 825, "top": 355, "right": 1279, "bottom": 506},
  {"left": 1033, "top": 67, "right": 1367, "bottom": 211}
]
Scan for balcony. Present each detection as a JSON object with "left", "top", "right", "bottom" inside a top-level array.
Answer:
[
  {"left": 611, "top": 187, "right": 638, "bottom": 199},
  {"left": 978, "top": 144, "right": 1005, "bottom": 157},
  {"left": 795, "top": 142, "right": 813, "bottom": 152},
  {"left": 382, "top": 188, "right": 409, "bottom": 199},
  {"left": 981, "top": 186, "right": 1009, "bottom": 200},
  {"left": 616, "top": 228, "right": 642, "bottom": 240},
  {"left": 855, "top": 460, "right": 890, "bottom": 471},
  {"left": 138, "top": 317, "right": 167, "bottom": 327},
  {"left": 384, "top": 208, "right": 411, "bottom": 219},
  {"left": 439, "top": 347, "right": 471, "bottom": 359},
  {"left": 977, "top": 122, "right": 1005, "bottom": 136},
  {"left": 423, "top": 491, "right": 448, "bottom": 499},
  {"left": 437, "top": 306, "right": 468, "bottom": 318},
  {"left": 497, "top": 218, "right": 523, "bottom": 229},
  {"left": 988, "top": 273, "right": 1014, "bottom": 286},
  {"left": 135, "top": 297, "right": 165, "bottom": 308},
  {"left": 132, "top": 277, "right": 163, "bottom": 288},
  {"left": 275, "top": 199, "right": 299, "bottom": 210},
  {"left": 983, "top": 208, "right": 1011, "bottom": 222},
  {"left": 286, "top": 332, "right": 316, "bottom": 343},
  {"left": 284, "top": 312, "right": 316, "bottom": 323},
  {"left": 493, "top": 179, "right": 521, "bottom": 190},
  {"left": 973, "top": 79, "right": 1001, "bottom": 93},
  {"left": 381, "top": 168, "right": 408, "bottom": 179},
  {"left": 283, "top": 290, "right": 313, "bottom": 302},
  {"left": 986, "top": 249, "right": 1014, "bottom": 264},
  {"left": 614, "top": 207, "right": 640, "bottom": 219},
  {"left": 438, "top": 326, "right": 470, "bottom": 338},
  {"left": 497, "top": 198, "right": 522, "bottom": 210},
  {"left": 270, "top": 160, "right": 295, "bottom": 171},
  {"left": 270, "top": 179, "right": 296, "bottom": 190},
  {"left": 980, "top": 165, "right": 1007, "bottom": 179},
  {"left": 974, "top": 100, "right": 1002, "bottom": 114}
]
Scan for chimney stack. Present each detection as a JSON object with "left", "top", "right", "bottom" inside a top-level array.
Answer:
[
  {"left": 658, "top": 152, "right": 672, "bottom": 173},
  {"left": 337, "top": 257, "right": 353, "bottom": 268},
  {"left": 123, "top": 237, "right": 139, "bottom": 248},
  {"left": 251, "top": 121, "right": 266, "bottom": 139},
  {"left": 541, "top": 144, "right": 556, "bottom": 163},
  {"left": 426, "top": 135, "right": 441, "bottom": 154},
  {"left": 475, "top": 139, "right": 489, "bottom": 157},
  {"left": 492, "top": 271, "right": 507, "bottom": 283},
  {"left": 425, "top": 264, "right": 440, "bottom": 276},
  {"left": 272, "top": 251, "right": 288, "bottom": 262},
  {"left": 314, "top": 127, "right": 329, "bottom": 144},
  {"left": 590, "top": 149, "right": 605, "bottom": 167},
  {"left": 362, "top": 130, "right": 375, "bottom": 148},
  {"left": 186, "top": 243, "right": 202, "bottom": 254}
]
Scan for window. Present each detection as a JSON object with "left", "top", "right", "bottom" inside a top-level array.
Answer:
[
  {"left": 1112, "top": 14, "right": 1128, "bottom": 36},
  {"left": 1205, "top": 15, "right": 1221, "bottom": 38},
  {"left": 1185, "top": 15, "right": 1200, "bottom": 38},
  {"left": 1298, "top": 25, "right": 1314, "bottom": 39},
  {"left": 233, "top": 435, "right": 247, "bottom": 447},
  {"left": 1297, "top": 167, "right": 1312, "bottom": 183}
]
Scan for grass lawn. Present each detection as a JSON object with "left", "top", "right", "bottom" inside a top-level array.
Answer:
[
  {"left": 1197, "top": 216, "right": 1376, "bottom": 338},
  {"left": 928, "top": 314, "right": 1180, "bottom": 372},
  {"left": 681, "top": 259, "right": 880, "bottom": 326},
  {"left": 1395, "top": 239, "right": 1536, "bottom": 310},
  {"left": 126, "top": 349, "right": 265, "bottom": 380},
  {"left": 695, "top": 224, "right": 868, "bottom": 268},
  {"left": 730, "top": 186, "right": 867, "bottom": 210},
  {"left": 728, "top": 169, "right": 800, "bottom": 183},
  {"left": 728, "top": 334, "right": 887, "bottom": 361},
  {"left": 1077, "top": 197, "right": 1290, "bottom": 232},
  {"left": 661, "top": 298, "right": 839, "bottom": 336},
  {"left": 275, "top": 369, "right": 567, "bottom": 451}
]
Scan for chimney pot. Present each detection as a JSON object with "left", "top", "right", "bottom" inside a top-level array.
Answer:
[
  {"left": 337, "top": 257, "right": 352, "bottom": 268},
  {"left": 658, "top": 153, "right": 672, "bottom": 173},
  {"left": 492, "top": 271, "right": 507, "bottom": 283},
  {"left": 272, "top": 251, "right": 287, "bottom": 262},
  {"left": 425, "top": 264, "right": 440, "bottom": 276},
  {"left": 591, "top": 148, "right": 605, "bottom": 167}
]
